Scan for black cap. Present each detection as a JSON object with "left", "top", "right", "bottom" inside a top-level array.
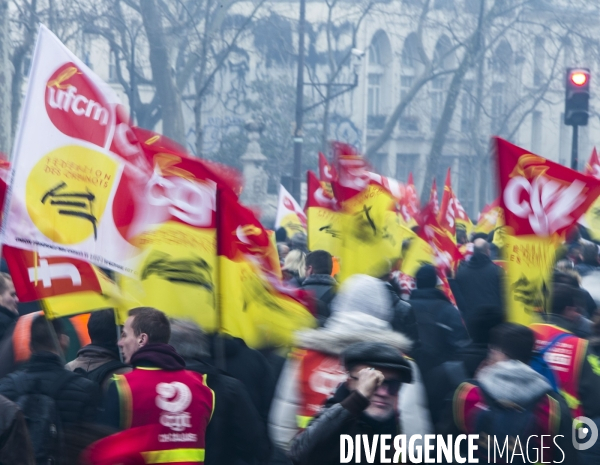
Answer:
[{"left": 342, "top": 342, "right": 413, "bottom": 383}]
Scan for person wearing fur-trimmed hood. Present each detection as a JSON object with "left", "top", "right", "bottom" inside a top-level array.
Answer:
[{"left": 268, "top": 274, "right": 432, "bottom": 453}]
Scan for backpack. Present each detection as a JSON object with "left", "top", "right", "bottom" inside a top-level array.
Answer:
[
  {"left": 473, "top": 382, "right": 553, "bottom": 464},
  {"left": 9, "top": 371, "right": 79, "bottom": 465},
  {"left": 73, "top": 359, "right": 128, "bottom": 386},
  {"left": 529, "top": 333, "right": 570, "bottom": 392}
]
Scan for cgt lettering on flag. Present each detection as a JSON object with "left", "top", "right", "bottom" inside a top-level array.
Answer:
[{"left": 496, "top": 138, "right": 600, "bottom": 238}]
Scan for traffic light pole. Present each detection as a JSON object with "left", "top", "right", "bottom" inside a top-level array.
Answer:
[
  {"left": 292, "top": 0, "right": 306, "bottom": 203},
  {"left": 571, "top": 124, "right": 579, "bottom": 171}
]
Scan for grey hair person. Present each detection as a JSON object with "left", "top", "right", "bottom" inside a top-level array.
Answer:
[{"left": 169, "top": 319, "right": 210, "bottom": 360}]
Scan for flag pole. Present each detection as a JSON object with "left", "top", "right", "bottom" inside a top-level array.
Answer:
[{"left": 214, "top": 188, "right": 226, "bottom": 371}]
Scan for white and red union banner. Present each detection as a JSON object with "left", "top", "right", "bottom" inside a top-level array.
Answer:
[
  {"left": 495, "top": 137, "right": 600, "bottom": 237},
  {"left": 1, "top": 26, "right": 216, "bottom": 276}
]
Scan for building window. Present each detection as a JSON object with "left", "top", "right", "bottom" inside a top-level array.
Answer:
[
  {"left": 431, "top": 76, "right": 445, "bottom": 130},
  {"left": 109, "top": 51, "right": 117, "bottom": 82},
  {"left": 370, "top": 152, "right": 387, "bottom": 175},
  {"left": 531, "top": 111, "right": 542, "bottom": 154},
  {"left": 461, "top": 82, "right": 474, "bottom": 133},
  {"left": 534, "top": 38, "right": 545, "bottom": 86},
  {"left": 491, "top": 82, "right": 505, "bottom": 130},
  {"left": 368, "top": 73, "right": 381, "bottom": 116},
  {"left": 399, "top": 76, "right": 418, "bottom": 131},
  {"left": 396, "top": 154, "right": 419, "bottom": 182}
]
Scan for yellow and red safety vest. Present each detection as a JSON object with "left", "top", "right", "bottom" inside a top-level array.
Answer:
[
  {"left": 113, "top": 367, "right": 215, "bottom": 465},
  {"left": 531, "top": 323, "right": 588, "bottom": 418},
  {"left": 294, "top": 349, "right": 347, "bottom": 429}
]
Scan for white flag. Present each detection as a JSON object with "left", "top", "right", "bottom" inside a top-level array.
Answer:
[
  {"left": 1, "top": 25, "right": 155, "bottom": 275},
  {"left": 274, "top": 185, "right": 306, "bottom": 238}
]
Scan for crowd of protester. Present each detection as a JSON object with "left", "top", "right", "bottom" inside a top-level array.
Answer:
[{"left": 0, "top": 225, "right": 599, "bottom": 464}]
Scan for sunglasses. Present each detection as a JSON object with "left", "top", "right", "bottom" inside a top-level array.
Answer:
[{"left": 349, "top": 375, "right": 402, "bottom": 396}]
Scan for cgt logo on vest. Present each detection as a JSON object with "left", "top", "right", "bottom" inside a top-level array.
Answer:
[
  {"left": 156, "top": 382, "right": 193, "bottom": 432},
  {"left": 45, "top": 63, "right": 112, "bottom": 148}
]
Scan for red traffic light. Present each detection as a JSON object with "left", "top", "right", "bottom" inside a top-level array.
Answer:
[{"left": 570, "top": 71, "right": 588, "bottom": 86}]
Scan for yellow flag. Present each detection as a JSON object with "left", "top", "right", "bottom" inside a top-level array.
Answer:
[
  {"left": 306, "top": 171, "right": 341, "bottom": 255},
  {"left": 118, "top": 222, "right": 218, "bottom": 329},
  {"left": 336, "top": 183, "right": 400, "bottom": 281},
  {"left": 503, "top": 234, "right": 557, "bottom": 325},
  {"left": 584, "top": 199, "right": 600, "bottom": 241},
  {"left": 400, "top": 234, "right": 435, "bottom": 277},
  {"left": 218, "top": 188, "right": 315, "bottom": 348}
]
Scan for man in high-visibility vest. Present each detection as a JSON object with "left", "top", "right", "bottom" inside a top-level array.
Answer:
[
  {"left": 97, "top": 307, "right": 214, "bottom": 465},
  {"left": 531, "top": 283, "right": 600, "bottom": 420}
]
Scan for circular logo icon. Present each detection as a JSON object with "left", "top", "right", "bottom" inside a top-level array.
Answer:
[
  {"left": 573, "top": 416, "right": 599, "bottom": 451},
  {"left": 26, "top": 145, "right": 118, "bottom": 244}
]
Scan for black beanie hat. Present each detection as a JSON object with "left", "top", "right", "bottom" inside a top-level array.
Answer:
[{"left": 415, "top": 264, "right": 437, "bottom": 289}]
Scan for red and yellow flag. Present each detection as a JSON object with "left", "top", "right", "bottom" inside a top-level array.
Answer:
[
  {"left": 217, "top": 188, "right": 315, "bottom": 348},
  {"left": 400, "top": 173, "right": 420, "bottom": 226},
  {"left": 438, "top": 168, "right": 456, "bottom": 239},
  {"left": 117, "top": 128, "right": 235, "bottom": 330},
  {"left": 582, "top": 147, "right": 600, "bottom": 241},
  {"left": 306, "top": 171, "right": 341, "bottom": 255},
  {"left": 3, "top": 246, "right": 137, "bottom": 322},
  {"left": 474, "top": 199, "right": 504, "bottom": 235},
  {"left": 329, "top": 142, "right": 404, "bottom": 281},
  {"left": 428, "top": 178, "right": 439, "bottom": 217},
  {"left": 495, "top": 137, "right": 600, "bottom": 324}
]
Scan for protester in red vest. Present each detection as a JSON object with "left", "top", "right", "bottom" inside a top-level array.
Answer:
[
  {"left": 531, "top": 283, "right": 600, "bottom": 420},
  {"left": 444, "top": 323, "right": 576, "bottom": 464},
  {"left": 94, "top": 307, "right": 214, "bottom": 465}
]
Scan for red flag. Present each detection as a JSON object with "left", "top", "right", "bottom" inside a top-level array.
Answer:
[
  {"left": 217, "top": 187, "right": 280, "bottom": 276},
  {"left": 131, "top": 126, "right": 243, "bottom": 196},
  {"left": 319, "top": 152, "right": 336, "bottom": 183},
  {"left": 428, "top": 178, "right": 439, "bottom": 215},
  {"left": 438, "top": 168, "right": 455, "bottom": 236},
  {"left": 585, "top": 147, "right": 600, "bottom": 179},
  {"left": 495, "top": 137, "right": 600, "bottom": 237},
  {"left": 306, "top": 171, "right": 337, "bottom": 210},
  {"left": 401, "top": 173, "right": 420, "bottom": 223},
  {"left": 417, "top": 203, "right": 462, "bottom": 304},
  {"left": 3, "top": 246, "right": 102, "bottom": 302},
  {"left": 332, "top": 141, "right": 370, "bottom": 194},
  {"left": 217, "top": 187, "right": 315, "bottom": 346},
  {"left": 418, "top": 203, "right": 463, "bottom": 271}
]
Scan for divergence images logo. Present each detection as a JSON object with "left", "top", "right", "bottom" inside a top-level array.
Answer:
[
  {"left": 156, "top": 382, "right": 192, "bottom": 432},
  {"left": 573, "top": 416, "right": 599, "bottom": 451}
]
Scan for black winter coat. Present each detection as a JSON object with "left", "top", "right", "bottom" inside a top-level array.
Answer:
[
  {"left": 409, "top": 288, "right": 471, "bottom": 375},
  {"left": 0, "top": 351, "right": 100, "bottom": 427},
  {"left": 289, "top": 384, "right": 400, "bottom": 465},
  {"left": 386, "top": 283, "right": 420, "bottom": 352},
  {"left": 0, "top": 307, "right": 17, "bottom": 343},
  {"left": 208, "top": 335, "right": 276, "bottom": 423},
  {"left": 301, "top": 274, "right": 337, "bottom": 326},
  {"left": 185, "top": 358, "right": 271, "bottom": 465},
  {"left": 455, "top": 253, "right": 504, "bottom": 321},
  {"left": 0, "top": 394, "right": 34, "bottom": 465}
]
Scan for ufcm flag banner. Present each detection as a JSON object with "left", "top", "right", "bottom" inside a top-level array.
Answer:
[
  {"left": 217, "top": 188, "right": 315, "bottom": 348},
  {"left": 3, "top": 26, "right": 161, "bottom": 276},
  {"left": 495, "top": 137, "right": 600, "bottom": 324}
]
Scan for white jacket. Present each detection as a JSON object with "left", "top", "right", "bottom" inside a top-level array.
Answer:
[{"left": 268, "top": 311, "right": 432, "bottom": 451}]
